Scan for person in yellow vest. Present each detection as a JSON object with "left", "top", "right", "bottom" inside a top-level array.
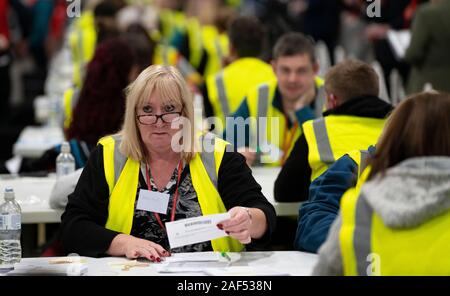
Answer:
[
  {"left": 274, "top": 59, "right": 392, "bottom": 202},
  {"left": 225, "top": 32, "right": 326, "bottom": 167},
  {"left": 202, "top": 16, "right": 275, "bottom": 132},
  {"left": 313, "top": 92, "right": 450, "bottom": 275},
  {"left": 61, "top": 65, "right": 276, "bottom": 259},
  {"left": 63, "top": 28, "right": 155, "bottom": 130},
  {"left": 69, "top": 1, "right": 121, "bottom": 89}
]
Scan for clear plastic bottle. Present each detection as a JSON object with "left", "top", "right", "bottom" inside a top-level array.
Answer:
[
  {"left": 0, "top": 188, "right": 22, "bottom": 272},
  {"left": 56, "top": 141, "right": 75, "bottom": 177}
]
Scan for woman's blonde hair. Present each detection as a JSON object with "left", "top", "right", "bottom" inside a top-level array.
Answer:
[{"left": 119, "top": 65, "right": 196, "bottom": 163}]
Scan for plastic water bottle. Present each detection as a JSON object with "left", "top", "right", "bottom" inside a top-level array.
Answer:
[
  {"left": 56, "top": 141, "right": 75, "bottom": 177},
  {"left": 0, "top": 188, "right": 22, "bottom": 272}
]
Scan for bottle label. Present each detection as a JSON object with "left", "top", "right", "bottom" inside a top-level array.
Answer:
[
  {"left": 0, "top": 214, "right": 21, "bottom": 230},
  {"left": 57, "top": 162, "right": 76, "bottom": 177}
]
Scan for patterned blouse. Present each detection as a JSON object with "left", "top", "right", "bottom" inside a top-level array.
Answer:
[{"left": 130, "top": 163, "right": 213, "bottom": 252}]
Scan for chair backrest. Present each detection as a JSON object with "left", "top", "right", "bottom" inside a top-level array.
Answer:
[
  {"left": 333, "top": 45, "right": 346, "bottom": 65},
  {"left": 315, "top": 41, "right": 331, "bottom": 78},
  {"left": 389, "top": 69, "right": 405, "bottom": 106},
  {"left": 371, "top": 61, "right": 390, "bottom": 103}
]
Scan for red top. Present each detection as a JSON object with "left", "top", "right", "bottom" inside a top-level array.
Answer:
[{"left": 0, "top": 0, "right": 10, "bottom": 41}]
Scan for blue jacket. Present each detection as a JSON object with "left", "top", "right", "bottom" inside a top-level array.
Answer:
[{"left": 294, "top": 154, "right": 358, "bottom": 253}]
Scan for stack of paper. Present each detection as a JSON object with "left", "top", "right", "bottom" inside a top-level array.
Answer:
[{"left": 155, "top": 252, "right": 232, "bottom": 273}]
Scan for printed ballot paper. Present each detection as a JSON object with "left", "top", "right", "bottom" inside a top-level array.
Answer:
[{"left": 166, "top": 213, "right": 230, "bottom": 249}]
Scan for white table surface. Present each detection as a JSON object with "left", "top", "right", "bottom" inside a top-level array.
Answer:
[
  {"left": 12, "top": 125, "right": 64, "bottom": 158},
  {"left": 5, "top": 251, "right": 317, "bottom": 276},
  {"left": 0, "top": 176, "right": 63, "bottom": 224}
]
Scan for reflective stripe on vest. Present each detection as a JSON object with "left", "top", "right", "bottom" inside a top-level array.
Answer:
[
  {"left": 303, "top": 115, "right": 386, "bottom": 181},
  {"left": 347, "top": 149, "right": 372, "bottom": 178},
  {"left": 353, "top": 193, "right": 374, "bottom": 275},
  {"left": 215, "top": 72, "right": 230, "bottom": 117},
  {"left": 98, "top": 134, "right": 244, "bottom": 252},
  {"left": 312, "top": 118, "right": 335, "bottom": 165},
  {"left": 257, "top": 83, "right": 270, "bottom": 146}
]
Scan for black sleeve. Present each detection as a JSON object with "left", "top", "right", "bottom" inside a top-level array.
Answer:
[
  {"left": 218, "top": 151, "right": 277, "bottom": 250},
  {"left": 60, "top": 145, "right": 120, "bottom": 257},
  {"left": 274, "top": 134, "right": 311, "bottom": 202}
]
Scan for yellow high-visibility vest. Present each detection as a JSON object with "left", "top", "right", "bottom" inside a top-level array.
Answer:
[
  {"left": 98, "top": 134, "right": 244, "bottom": 252},
  {"left": 347, "top": 148, "right": 373, "bottom": 178},
  {"left": 185, "top": 18, "right": 203, "bottom": 69},
  {"left": 303, "top": 115, "right": 386, "bottom": 181},
  {"left": 245, "top": 77, "right": 325, "bottom": 166},
  {"left": 201, "top": 25, "right": 229, "bottom": 77},
  {"left": 339, "top": 168, "right": 450, "bottom": 275},
  {"left": 206, "top": 57, "right": 275, "bottom": 130},
  {"left": 153, "top": 44, "right": 179, "bottom": 66},
  {"left": 63, "top": 87, "right": 81, "bottom": 129},
  {"left": 159, "top": 9, "right": 186, "bottom": 42},
  {"left": 69, "top": 10, "right": 97, "bottom": 88}
]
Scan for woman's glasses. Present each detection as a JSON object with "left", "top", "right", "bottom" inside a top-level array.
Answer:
[{"left": 136, "top": 112, "right": 182, "bottom": 125}]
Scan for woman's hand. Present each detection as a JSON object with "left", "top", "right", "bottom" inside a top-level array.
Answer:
[
  {"left": 107, "top": 234, "right": 171, "bottom": 262},
  {"left": 218, "top": 207, "right": 253, "bottom": 244}
]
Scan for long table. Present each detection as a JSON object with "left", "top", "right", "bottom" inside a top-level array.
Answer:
[
  {"left": 4, "top": 251, "right": 317, "bottom": 276},
  {"left": 12, "top": 126, "right": 64, "bottom": 158}
]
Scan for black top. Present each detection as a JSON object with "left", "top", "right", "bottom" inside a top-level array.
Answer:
[
  {"left": 60, "top": 145, "right": 277, "bottom": 257},
  {"left": 274, "top": 95, "right": 393, "bottom": 203}
]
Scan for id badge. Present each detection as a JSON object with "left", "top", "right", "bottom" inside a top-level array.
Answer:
[{"left": 136, "top": 189, "right": 170, "bottom": 214}]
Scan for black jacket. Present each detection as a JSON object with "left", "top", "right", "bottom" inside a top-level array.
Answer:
[{"left": 274, "top": 95, "right": 393, "bottom": 203}]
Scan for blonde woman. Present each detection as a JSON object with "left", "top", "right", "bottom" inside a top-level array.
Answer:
[{"left": 61, "top": 65, "right": 276, "bottom": 261}]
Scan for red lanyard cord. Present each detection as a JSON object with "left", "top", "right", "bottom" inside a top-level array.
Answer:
[{"left": 145, "top": 162, "right": 183, "bottom": 230}]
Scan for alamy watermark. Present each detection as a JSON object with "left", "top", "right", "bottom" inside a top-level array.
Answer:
[
  {"left": 66, "top": 0, "right": 81, "bottom": 18},
  {"left": 366, "top": 0, "right": 381, "bottom": 18},
  {"left": 366, "top": 253, "right": 381, "bottom": 276},
  {"left": 169, "top": 114, "right": 283, "bottom": 164}
]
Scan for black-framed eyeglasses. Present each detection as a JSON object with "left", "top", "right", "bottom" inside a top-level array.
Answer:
[{"left": 136, "top": 112, "right": 182, "bottom": 125}]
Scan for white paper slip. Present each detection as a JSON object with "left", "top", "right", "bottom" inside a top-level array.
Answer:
[
  {"left": 204, "top": 266, "right": 290, "bottom": 276},
  {"left": 166, "top": 213, "right": 230, "bottom": 249},
  {"left": 155, "top": 261, "right": 231, "bottom": 274},
  {"left": 164, "top": 252, "right": 222, "bottom": 263}
]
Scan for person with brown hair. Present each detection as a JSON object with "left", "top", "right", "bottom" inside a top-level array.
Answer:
[
  {"left": 275, "top": 59, "right": 392, "bottom": 202},
  {"left": 226, "top": 32, "right": 326, "bottom": 167},
  {"left": 314, "top": 92, "right": 450, "bottom": 275}
]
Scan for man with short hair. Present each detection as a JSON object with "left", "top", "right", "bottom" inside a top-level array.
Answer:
[
  {"left": 274, "top": 59, "right": 393, "bottom": 202},
  {"left": 225, "top": 32, "right": 326, "bottom": 166}
]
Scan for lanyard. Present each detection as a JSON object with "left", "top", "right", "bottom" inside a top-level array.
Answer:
[
  {"left": 281, "top": 119, "right": 299, "bottom": 165},
  {"left": 145, "top": 162, "right": 183, "bottom": 230}
]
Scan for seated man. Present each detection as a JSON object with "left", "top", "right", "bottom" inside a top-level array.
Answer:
[
  {"left": 274, "top": 60, "right": 393, "bottom": 202},
  {"left": 224, "top": 32, "right": 325, "bottom": 166}
]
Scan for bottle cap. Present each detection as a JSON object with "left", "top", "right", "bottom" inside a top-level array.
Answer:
[
  {"left": 4, "top": 187, "right": 15, "bottom": 201},
  {"left": 61, "top": 141, "right": 71, "bottom": 153}
]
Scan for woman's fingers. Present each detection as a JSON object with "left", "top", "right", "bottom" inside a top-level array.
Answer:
[
  {"left": 149, "top": 241, "right": 169, "bottom": 257},
  {"left": 228, "top": 229, "right": 251, "bottom": 244}
]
